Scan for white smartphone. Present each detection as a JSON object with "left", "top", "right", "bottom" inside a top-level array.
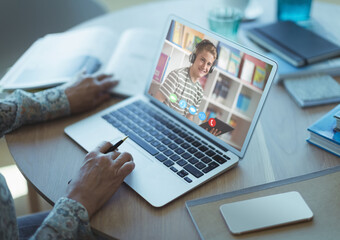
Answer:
[{"left": 220, "top": 191, "right": 313, "bottom": 235}]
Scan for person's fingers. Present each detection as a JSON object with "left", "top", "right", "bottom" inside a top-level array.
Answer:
[
  {"left": 96, "top": 74, "right": 114, "bottom": 81},
  {"left": 213, "top": 128, "right": 218, "bottom": 135},
  {"left": 93, "top": 141, "right": 114, "bottom": 154},
  {"left": 109, "top": 150, "right": 121, "bottom": 160},
  {"left": 98, "top": 79, "right": 119, "bottom": 91},
  {"left": 118, "top": 161, "right": 135, "bottom": 178},
  {"left": 113, "top": 152, "right": 133, "bottom": 168},
  {"left": 74, "top": 68, "right": 89, "bottom": 81},
  {"left": 111, "top": 152, "right": 133, "bottom": 173}
]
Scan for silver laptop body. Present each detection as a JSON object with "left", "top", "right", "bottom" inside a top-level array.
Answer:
[{"left": 65, "top": 15, "right": 277, "bottom": 207}]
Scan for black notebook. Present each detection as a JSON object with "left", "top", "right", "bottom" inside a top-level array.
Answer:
[{"left": 247, "top": 21, "right": 340, "bottom": 67}]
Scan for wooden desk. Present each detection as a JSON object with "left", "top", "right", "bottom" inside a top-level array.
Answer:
[
  {"left": 6, "top": 1, "right": 340, "bottom": 239},
  {"left": 6, "top": 80, "right": 340, "bottom": 239}
]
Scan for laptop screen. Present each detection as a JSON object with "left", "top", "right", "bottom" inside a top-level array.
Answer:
[{"left": 147, "top": 17, "right": 276, "bottom": 157}]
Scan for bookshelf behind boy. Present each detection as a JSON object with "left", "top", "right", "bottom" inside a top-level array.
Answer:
[{"left": 149, "top": 20, "right": 272, "bottom": 150}]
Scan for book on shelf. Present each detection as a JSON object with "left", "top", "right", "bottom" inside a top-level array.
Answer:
[
  {"left": 182, "top": 27, "right": 204, "bottom": 52},
  {"left": 283, "top": 74, "right": 340, "bottom": 108},
  {"left": 237, "top": 93, "right": 251, "bottom": 112},
  {"left": 216, "top": 80, "right": 230, "bottom": 104},
  {"left": 172, "top": 21, "right": 184, "bottom": 47},
  {"left": 182, "top": 27, "right": 194, "bottom": 51},
  {"left": 166, "top": 20, "right": 175, "bottom": 43},
  {"left": 166, "top": 20, "right": 204, "bottom": 51},
  {"left": 227, "top": 118, "right": 238, "bottom": 138},
  {"left": 211, "top": 78, "right": 222, "bottom": 100},
  {"left": 153, "top": 53, "right": 170, "bottom": 83},
  {"left": 252, "top": 65, "right": 266, "bottom": 90},
  {"left": 246, "top": 21, "right": 340, "bottom": 67},
  {"left": 217, "top": 43, "right": 231, "bottom": 70},
  {"left": 240, "top": 58, "right": 255, "bottom": 83},
  {"left": 239, "top": 53, "right": 267, "bottom": 88},
  {"left": 0, "top": 27, "right": 160, "bottom": 97},
  {"left": 227, "top": 48, "right": 241, "bottom": 77},
  {"left": 229, "top": 118, "right": 237, "bottom": 128},
  {"left": 192, "top": 36, "right": 203, "bottom": 50},
  {"left": 307, "top": 104, "right": 340, "bottom": 157},
  {"left": 242, "top": 95, "right": 251, "bottom": 112}
]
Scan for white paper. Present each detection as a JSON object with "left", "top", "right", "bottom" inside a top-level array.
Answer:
[
  {"left": 0, "top": 27, "right": 118, "bottom": 89},
  {"left": 104, "top": 28, "right": 161, "bottom": 96}
]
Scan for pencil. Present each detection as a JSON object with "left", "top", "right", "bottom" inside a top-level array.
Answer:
[
  {"left": 105, "top": 136, "right": 129, "bottom": 153},
  {"left": 67, "top": 136, "right": 129, "bottom": 184}
]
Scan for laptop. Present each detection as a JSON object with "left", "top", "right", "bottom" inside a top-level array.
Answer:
[{"left": 65, "top": 15, "right": 277, "bottom": 207}]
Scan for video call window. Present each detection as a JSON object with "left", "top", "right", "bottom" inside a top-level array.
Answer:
[{"left": 148, "top": 20, "right": 273, "bottom": 151}]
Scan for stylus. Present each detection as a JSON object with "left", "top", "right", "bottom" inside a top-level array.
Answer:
[{"left": 105, "top": 136, "right": 129, "bottom": 153}]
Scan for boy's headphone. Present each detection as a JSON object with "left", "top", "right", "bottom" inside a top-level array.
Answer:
[{"left": 189, "top": 39, "right": 218, "bottom": 74}]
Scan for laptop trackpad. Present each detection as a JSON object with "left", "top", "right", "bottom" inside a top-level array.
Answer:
[{"left": 116, "top": 140, "right": 154, "bottom": 171}]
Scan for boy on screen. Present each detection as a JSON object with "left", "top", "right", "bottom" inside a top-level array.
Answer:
[{"left": 155, "top": 40, "right": 218, "bottom": 122}]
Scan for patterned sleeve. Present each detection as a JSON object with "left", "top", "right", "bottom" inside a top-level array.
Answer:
[
  {"left": 0, "top": 87, "right": 70, "bottom": 137},
  {"left": 30, "top": 197, "right": 95, "bottom": 240},
  {"left": 0, "top": 173, "right": 19, "bottom": 240}
]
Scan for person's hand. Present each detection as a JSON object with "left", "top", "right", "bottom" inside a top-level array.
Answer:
[
  {"left": 206, "top": 128, "right": 222, "bottom": 136},
  {"left": 64, "top": 73, "right": 118, "bottom": 114},
  {"left": 66, "top": 141, "right": 135, "bottom": 218}
]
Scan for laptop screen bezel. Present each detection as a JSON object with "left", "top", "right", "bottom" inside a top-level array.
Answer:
[{"left": 144, "top": 15, "right": 277, "bottom": 158}]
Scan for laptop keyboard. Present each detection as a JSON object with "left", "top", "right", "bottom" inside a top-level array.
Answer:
[{"left": 102, "top": 100, "right": 230, "bottom": 183}]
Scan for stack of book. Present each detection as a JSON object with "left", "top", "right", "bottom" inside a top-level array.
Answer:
[
  {"left": 245, "top": 20, "right": 340, "bottom": 108},
  {"left": 307, "top": 104, "right": 340, "bottom": 157},
  {"left": 246, "top": 21, "right": 340, "bottom": 67}
]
